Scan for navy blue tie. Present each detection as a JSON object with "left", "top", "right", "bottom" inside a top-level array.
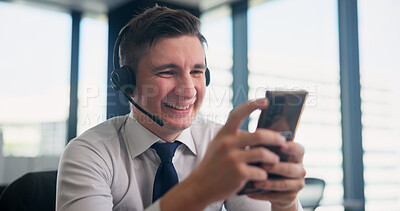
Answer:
[{"left": 151, "top": 141, "right": 181, "bottom": 202}]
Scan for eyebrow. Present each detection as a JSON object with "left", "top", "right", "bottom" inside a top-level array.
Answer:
[
  {"left": 152, "top": 63, "right": 206, "bottom": 72},
  {"left": 153, "top": 64, "right": 178, "bottom": 72},
  {"left": 194, "top": 64, "right": 206, "bottom": 69}
]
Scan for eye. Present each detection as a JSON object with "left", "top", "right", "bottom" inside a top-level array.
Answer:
[
  {"left": 191, "top": 69, "right": 204, "bottom": 76},
  {"left": 157, "top": 71, "right": 175, "bottom": 77}
]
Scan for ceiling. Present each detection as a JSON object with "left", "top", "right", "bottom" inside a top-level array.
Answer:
[{"left": 5, "top": 0, "right": 204, "bottom": 13}]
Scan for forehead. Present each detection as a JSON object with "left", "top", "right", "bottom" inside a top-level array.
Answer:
[{"left": 148, "top": 35, "right": 205, "bottom": 57}]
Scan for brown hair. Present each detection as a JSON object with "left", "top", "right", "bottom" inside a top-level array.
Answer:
[{"left": 119, "top": 5, "right": 207, "bottom": 71}]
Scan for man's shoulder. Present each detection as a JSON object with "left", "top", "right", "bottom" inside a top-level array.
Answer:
[{"left": 68, "top": 115, "right": 129, "bottom": 148}]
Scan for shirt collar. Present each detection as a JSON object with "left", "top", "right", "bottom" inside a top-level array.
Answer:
[
  {"left": 125, "top": 112, "right": 197, "bottom": 159},
  {"left": 176, "top": 125, "right": 197, "bottom": 156}
]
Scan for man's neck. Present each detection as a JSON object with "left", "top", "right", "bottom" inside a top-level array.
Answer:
[{"left": 132, "top": 111, "right": 181, "bottom": 142}]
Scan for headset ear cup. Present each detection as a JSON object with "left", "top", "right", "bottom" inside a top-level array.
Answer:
[
  {"left": 110, "top": 66, "right": 136, "bottom": 95},
  {"left": 110, "top": 70, "right": 122, "bottom": 91},
  {"left": 205, "top": 68, "right": 210, "bottom": 86}
]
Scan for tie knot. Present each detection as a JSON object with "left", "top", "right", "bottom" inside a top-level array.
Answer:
[{"left": 151, "top": 141, "right": 181, "bottom": 163}]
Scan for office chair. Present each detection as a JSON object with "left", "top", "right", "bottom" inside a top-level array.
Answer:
[
  {"left": 298, "top": 177, "right": 326, "bottom": 211},
  {"left": 0, "top": 184, "right": 7, "bottom": 196},
  {"left": 0, "top": 170, "right": 57, "bottom": 211}
]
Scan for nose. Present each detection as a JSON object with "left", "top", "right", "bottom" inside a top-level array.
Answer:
[{"left": 174, "top": 75, "right": 196, "bottom": 99}]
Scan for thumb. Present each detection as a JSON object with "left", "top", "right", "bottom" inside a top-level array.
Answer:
[{"left": 220, "top": 99, "right": 268, "bottom": 135}]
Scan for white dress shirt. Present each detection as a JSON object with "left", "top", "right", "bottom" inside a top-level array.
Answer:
[{"left": 56, "top": 112, "right": 303, "bottom": 211}]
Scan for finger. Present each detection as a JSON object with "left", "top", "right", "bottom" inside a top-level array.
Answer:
[
  {"left": 235, "top": 129, "right": 286, "bottom": 149},
  {"left": 266, "top": 162, "right": 306, "bottom": 179},
  {"left": 253, "top": 177, "right": 305, "bottom": 192},
  {"left": 241, "top": 164, "right": 268, "bottom": 181},
  {"left": 280, "top": 142, "right": 305, "bottom": 163},
  {"left": 237, "top": 147, "right": 280, "bottom": 165},
  {"left": 247, "top": 190, "right": 299, "bottom": 206},
  {"left": 221, "top": 99, "right": 268, "bottom": 135}
]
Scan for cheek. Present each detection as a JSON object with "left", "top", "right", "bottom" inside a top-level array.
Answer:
[
  {"left": 195, "top": 83, "right": 207, "bottom": 102},
  {"left": 141, "top": 85, "right": 162, "bottom": 99},
  {"left": 150, "top": 83, "right": 174, "bottom": 102},
  {"left": 134, "top": 82, "right": 170, "bottom": 103}
]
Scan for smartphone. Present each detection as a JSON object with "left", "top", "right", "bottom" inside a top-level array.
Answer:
[{"left": 238, "top": 90, "right": 308, "bottom": 195}]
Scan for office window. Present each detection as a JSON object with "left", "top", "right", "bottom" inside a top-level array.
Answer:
[
  {"left": 0, "top": 2, "right": 71, "bottom": 156},
  {"left": 358, "top": 0, "right": 400, "bottom": 210},
  {"left": 248, "top": 0, "right": 343, "bottom": 208},
  {"left": 200, "top": 6, "right": 233, "bottom": 124},
  {"left": 77, "top": 14, "right": 108, "bottom": 136}
]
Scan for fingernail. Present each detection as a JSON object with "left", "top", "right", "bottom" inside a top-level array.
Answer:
[
  {"left": 281, "top": 143, "right": 289, "bottom": 152},
  {"left": 261, "top": 164, "right": 272, "bottom": 171},
  {"left": 254, "top": 98, "right": 268, "bottom": 107},
  {"left": 279, "top": 135, "right": 286, "bottom": 143}
]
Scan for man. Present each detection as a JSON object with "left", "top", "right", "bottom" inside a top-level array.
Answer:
[{"left": 56, "top": 5, "right": 305, "bottom": 211}]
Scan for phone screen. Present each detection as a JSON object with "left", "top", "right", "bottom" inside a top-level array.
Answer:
[
  {"left": 257, "top": 90, "right": 308, "bottom": 141},
  {"left": 237, "top": 90, "right": 308, "bottom": 195}
]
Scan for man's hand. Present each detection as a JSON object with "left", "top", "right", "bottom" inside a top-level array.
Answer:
[
  {"left": 248, "top": 141, "right": 306, "bottom": 211},
  {"left": 161, "top": 98, "right": 305, "bottom": 211},
  {"left": 188, "top": 99, "right": 287, "bottom": 203}
]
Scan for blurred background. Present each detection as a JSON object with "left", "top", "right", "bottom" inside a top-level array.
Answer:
[{"left": 0, "top": 0, "right": 399, "bottom": 210}]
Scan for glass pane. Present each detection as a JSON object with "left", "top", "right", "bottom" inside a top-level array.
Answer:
[
  {"left": 248, "top": 0, "right": 343, "bottom": 208},
  {"left": 0, "top": 2, "right": 71, "bottom": 156},
  {"left": 200, "top": 6, "right": 233, "bottom": 124},
  {"left": 358, "top": 0, "right": 400, "bottom": 210},
  {"left": 77, "top": 15, "right": 108, "bottom": 136}
]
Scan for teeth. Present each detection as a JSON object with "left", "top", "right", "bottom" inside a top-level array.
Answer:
[{"left": 164, "top": 103, "right": 190, "bottom": 110}]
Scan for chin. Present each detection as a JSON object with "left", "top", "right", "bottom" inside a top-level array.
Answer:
[
  {"left": 164, "top": 116, "right": 195, "bottom": 131},
  {"left": 168, "top": 120, "right": 192, "bottom": 130}
]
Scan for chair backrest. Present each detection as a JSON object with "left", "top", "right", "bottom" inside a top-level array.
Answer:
[
  {"left": 0, "top": 184, "right": 7, "bottom": 196},
  {"left": 298, "top": 177, "right": 326, "bottom": 211},
  {"left": 0, "top": 170, "right": 57, "bottom": 211}
]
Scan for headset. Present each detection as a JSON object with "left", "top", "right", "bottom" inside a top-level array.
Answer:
[{"left": 110, "top": 26, "right": 211, "bottom": 127}]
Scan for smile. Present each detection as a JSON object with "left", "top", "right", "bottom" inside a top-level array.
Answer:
[{"left": 163, "top": 102, "right": 191, "bottom": 110}]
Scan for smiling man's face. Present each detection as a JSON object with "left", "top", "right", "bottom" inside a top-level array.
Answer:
[{"left": 132, "top": 35, "right": 207, "bottom": 141}]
